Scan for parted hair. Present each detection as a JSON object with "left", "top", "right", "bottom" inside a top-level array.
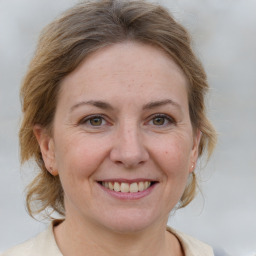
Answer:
[{"left": 19, "top": 0, "right": 217, "bottom": 218}]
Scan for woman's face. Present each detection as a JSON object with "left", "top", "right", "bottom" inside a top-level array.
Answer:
[{"left": 38, "top": 42, "right": 200, "bottom": 233}]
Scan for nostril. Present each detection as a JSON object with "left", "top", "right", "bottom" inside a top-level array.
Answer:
[{"left": 109, "top": 137, "right": 149, "bottom": 168}]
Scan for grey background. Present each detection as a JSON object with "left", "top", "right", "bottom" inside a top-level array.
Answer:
[{"left": 0, "top": 0, "right": 255, "bottom": 255}]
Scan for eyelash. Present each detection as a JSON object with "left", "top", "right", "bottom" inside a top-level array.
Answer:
[
  {"left": 78, "top": 113, "right": 176, "bottom": 128},
  {"left": 147, "top": 114, "right": 176, "bottom": 127},
  {"left": 78, "top": 114, "right": 108, "bottom": 127}
]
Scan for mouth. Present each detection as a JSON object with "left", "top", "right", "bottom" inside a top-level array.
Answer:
[{"left": 98, "top": 180, "right": 157, "bottom": 193}]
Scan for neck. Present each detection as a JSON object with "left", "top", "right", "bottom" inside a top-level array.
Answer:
[{"left": 54, "top": 215, "right": 182, "bottom": 256}]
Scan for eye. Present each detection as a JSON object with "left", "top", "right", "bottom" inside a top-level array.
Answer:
[
  {"left": 89, "top": 116, "right": 104, "bottom": 126},
  {"left": 152, "top": 116, "right": 166, "bottom": 126},
  {"left": 148, "top": 114, "right": 175, "bottom": 127},
  {"left": 79, "top": 115, "right": 107, "bottom": 127}
]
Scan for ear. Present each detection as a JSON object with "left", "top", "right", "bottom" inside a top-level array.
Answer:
[
  {"left": 189, "top": 129, "right": 202, "bottom": 173},
  {"left": 33, "top": 125, "right": 58, "bottom": 176}
]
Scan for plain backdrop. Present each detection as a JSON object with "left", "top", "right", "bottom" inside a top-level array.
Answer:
[{"left": 0, "top": 1, "right": 256, "bottom": 255}]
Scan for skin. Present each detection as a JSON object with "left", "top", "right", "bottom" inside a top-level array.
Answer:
[{"left": 34, "top": 41, "right": 201, "bottom": 256}]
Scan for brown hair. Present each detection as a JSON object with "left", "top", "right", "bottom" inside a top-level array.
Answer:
[{"left": 19, "top": 0, "right": 217, "bottom": 218}]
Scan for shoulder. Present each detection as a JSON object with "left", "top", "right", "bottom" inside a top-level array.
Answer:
[
  {"left": 0, "top": 222, "right": 62, "bottom": 256},
  {"left": 167, "top": 226, "right": 214, "bottom": 256}
]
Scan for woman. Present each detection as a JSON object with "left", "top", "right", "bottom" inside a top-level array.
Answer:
[{"left": 2, "top": 0, "right": 217, "bottom": 255}]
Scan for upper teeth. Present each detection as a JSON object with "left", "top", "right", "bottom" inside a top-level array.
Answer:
[{"left": 102, "top": 181, "right": 151, "bottom": 193}]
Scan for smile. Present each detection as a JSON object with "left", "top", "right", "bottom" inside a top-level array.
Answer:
[{"left": 99, "top": 181, "right": 154, "bottom": 193}]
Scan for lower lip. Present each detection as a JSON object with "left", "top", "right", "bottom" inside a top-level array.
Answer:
[{"left": 98, "top": 183, "right": 157, "bottom": 200}]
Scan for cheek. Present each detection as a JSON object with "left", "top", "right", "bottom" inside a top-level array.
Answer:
[
  {"left": 153, "top": 135, "right": 192, "bottom": 177},
  {"left": 54, "top": 135, "right": 108, "bottom": 179}
]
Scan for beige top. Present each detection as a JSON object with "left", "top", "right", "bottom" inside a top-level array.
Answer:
[{"left": 1, "top": 222, "right": 214, "bottom": 256}]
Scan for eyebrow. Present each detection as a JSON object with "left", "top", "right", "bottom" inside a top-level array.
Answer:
[
  {"left": 70, "top": 99, "right": 181, "bottom": 113},
  {"left": 142, "top": 99, "right": 181, "bottom": 110},
  {"left": 70, "top": 100, "right": 114, "bottom": 112}
]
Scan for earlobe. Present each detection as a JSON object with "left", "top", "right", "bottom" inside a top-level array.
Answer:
[
  {"left": 33, "top": 125, "right": 58, "bottom": 176},
  {"left": 190, "top": 129, "right": 202, "bottom": 173}
]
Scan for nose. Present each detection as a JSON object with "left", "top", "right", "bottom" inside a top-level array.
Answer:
[{"left": 110, "top": 123, "right": 149, "bottom": 169}]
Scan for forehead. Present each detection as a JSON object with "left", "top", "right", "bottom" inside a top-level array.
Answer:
[
  {"left": 69, "top": 42, "right": 186, "bottom": 80},
  {"left": 59, "top": 42, "right": 188, "bottom": 105}
]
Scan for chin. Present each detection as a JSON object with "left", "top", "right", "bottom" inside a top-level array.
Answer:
[{"left": 97, "top": 208, "right": 163, "bottom": 234}]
